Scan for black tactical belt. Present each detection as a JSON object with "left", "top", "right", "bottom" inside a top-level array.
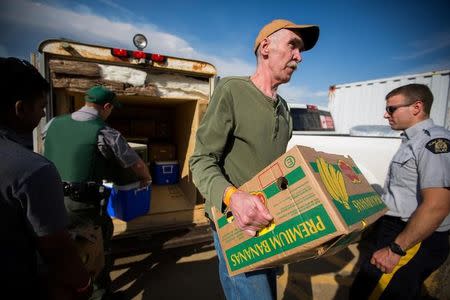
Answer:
[{"left": 63, "top": 181, "right": 106, "bottom": 203}]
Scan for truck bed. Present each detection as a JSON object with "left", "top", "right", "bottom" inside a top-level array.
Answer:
[{"left": 288, "top": 133, "right": 401, "bottom": 192}]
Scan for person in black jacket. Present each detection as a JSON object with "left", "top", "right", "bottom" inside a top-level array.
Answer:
[{"left": 0, "top": 57, "right": 92, "bottom": 299}]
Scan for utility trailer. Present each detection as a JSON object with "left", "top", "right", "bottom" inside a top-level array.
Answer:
[{"left": 33, "top": 37, "right": 216, "bottom": 246}]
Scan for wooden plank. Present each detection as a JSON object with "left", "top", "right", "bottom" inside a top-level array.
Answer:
[
  {"left": 51, "top": 77, "right": 125, "bottom": 91},
  {"left": 49, "top": 59, "right": 101, "bottom": 77},
  {"left": 121, "top": 85, "right": 158, "bottom": 97}
]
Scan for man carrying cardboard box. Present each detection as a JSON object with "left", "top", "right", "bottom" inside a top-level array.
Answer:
[{"left": 190, "top": 19, "right": 319, "bottom": 299}]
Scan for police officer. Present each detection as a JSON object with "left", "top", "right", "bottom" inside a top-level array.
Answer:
[
  {"left": 0, "top": 57, "right": 92, "bottom": 299},
  {"left": 44, "top": 85, "right": 151, "bottom": 300},
  {"left": 350, "top": 84, "right": 450, "bottom": 299}
]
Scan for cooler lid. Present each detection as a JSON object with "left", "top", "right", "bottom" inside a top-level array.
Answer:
[
  {"left": 103, "top": 181, "right": 143, "bottom": 190},
  {"left": 155, "top": 160, "right": 179, "bottom": 165}
]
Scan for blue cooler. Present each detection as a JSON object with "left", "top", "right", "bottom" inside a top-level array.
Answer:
[
  {"left": 104, "top": 182, "right": 151, "bottom": 221},
  {"left": 153, "top": 161, "right": 179, "bottom": 185}
]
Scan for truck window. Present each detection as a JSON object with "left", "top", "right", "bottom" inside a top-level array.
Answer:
[{"left": 290, "top": 108, "right": 335, "bottom": 131}]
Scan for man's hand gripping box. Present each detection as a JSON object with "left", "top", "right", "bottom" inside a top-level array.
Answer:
[{"left": 212, "top": 145, "right": 387, "bottom": 276}]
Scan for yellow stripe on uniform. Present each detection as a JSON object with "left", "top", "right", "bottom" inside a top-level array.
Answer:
[{"left": 368, "top": 242, "right": 421, "bottom": 300}]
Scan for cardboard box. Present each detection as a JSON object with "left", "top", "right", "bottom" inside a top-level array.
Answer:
[{"left": 212, "top": 145, "right": 387, "bottom": 276}]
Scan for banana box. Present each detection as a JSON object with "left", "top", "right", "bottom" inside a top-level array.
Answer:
[{"left": 211, "top": 145, "right": 387, "bottom": 276}]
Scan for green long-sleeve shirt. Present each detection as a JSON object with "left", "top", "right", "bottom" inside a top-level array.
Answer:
[{"left": 189, "top": 76, "right": 293, "bottom": 217}]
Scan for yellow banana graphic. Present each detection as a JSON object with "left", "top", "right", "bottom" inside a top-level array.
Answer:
[
  {"left": 338, "top": 172, "right": 348, "bottom": 199},
  {"left": 321, "top": 159, "right": 341, "bottom": 201},
  {"left": 316, "top": 157, "right": 350, "bottom": 210},
  {"left": 334, "top": 169, "right": 345, "bottom": 196},
  {"left": 328, "top": 162, "right": 347, "bottom": 207},
  {"left": 336, "top": 170, "right": 350, "bottom": 209},
  {"left": 329, "top": 163, "right": 343, "bottom": 200},
  {"left": 316, "top": 157, "right": 340, "bottom": 200},
  {"left": 328, "top": 163, "right": 337, "bottom": 183},
  {"left": 329, "top": 161, "right": 350, "bottom": 209}
]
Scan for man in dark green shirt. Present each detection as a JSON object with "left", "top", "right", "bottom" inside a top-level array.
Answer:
[
  {"left": 44, "top": 86, "right": 151, "bottom": 300},
  {"left": 189, "top": 19, "right": 319, "bottom": 299}
]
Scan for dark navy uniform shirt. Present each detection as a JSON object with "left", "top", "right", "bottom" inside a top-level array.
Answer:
[{"left": 0, "top": 126, "right": 68, "bottom": 285}]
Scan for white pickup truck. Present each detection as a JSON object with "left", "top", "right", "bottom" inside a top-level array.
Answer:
[
  {"left": 287, "top": 103, "right": 401, "bottom": 193},
  {"left": 288, "top": 126, "right": 401, "bottom": 193},
  {"left": 288, "top": 69, "right": 450, "bottom": 191}
]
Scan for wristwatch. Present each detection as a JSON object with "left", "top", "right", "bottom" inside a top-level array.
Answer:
[{"left": 389, "top": 242, "right": 406, "bottom": 256}]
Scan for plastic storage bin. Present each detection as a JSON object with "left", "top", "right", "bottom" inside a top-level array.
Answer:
[
  {"left": 153, "top": 161, "right": 179, "bottom": 185},
  {"left": 104, "top": 182, "right": 151, "bottom": 221}
]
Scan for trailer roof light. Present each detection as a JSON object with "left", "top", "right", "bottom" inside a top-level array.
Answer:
[
  {"left": 112, "top": 48, "right": 129, "bottom": 57},
  {"left": 150, "top": 53, "right": 166, "bottom": 62},
  {"left": 133, "top": 34, "right": 148, "bottom": 50},
  {"left": 132, "top": 50, "right": 147, "bottom": 59},
  {"left": 306, "top": 104, "right": 318, "bottom": 111},
  {"left": 111, "top": 36, "right": 166, "bottom": 64}
]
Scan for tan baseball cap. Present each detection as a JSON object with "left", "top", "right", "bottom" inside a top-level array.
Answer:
[{"left": 254, "top": 19, "right": 319, "bottom": 53}]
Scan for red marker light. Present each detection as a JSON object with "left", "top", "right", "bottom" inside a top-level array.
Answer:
[
  {"left": 132, "top": 51, "right": 146, "bottom": 59},
  {"left": 151, "top": 54, "right": 166, "bottom": 62},
  {"left": 111, "top": 48, "right": 128, "bottom": 57}
]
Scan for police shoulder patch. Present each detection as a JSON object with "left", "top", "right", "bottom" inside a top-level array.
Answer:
[{"left": 425, "top": 138, "right": 450, "bottom": 154}]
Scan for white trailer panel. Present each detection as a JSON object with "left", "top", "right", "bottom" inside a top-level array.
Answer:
[{"left": 329, "top": 70, "right": 450, "bottom": 133}]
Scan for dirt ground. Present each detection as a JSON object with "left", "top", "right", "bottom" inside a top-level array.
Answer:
[
  {"left": 110, "top": 238, "right": 359, "bottom": 300},
  {"left": 110, "top": 232, "right": 450, "bottom": 300},
  {"left": 111, "top": 241, "right": 224, "bottom": 300}
]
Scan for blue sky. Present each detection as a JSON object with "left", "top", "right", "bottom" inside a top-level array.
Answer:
[{"left": 1, "top": 0, "right": 449, "bottom": 106}]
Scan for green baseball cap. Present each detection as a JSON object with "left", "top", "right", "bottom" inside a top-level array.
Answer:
[{"left": 85, "top": 86, "right": 122, "bottom": 108}]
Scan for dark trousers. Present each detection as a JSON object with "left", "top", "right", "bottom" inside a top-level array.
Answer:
[{"left": 349, "top": 216, "right": 450, "bottom": 300}]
